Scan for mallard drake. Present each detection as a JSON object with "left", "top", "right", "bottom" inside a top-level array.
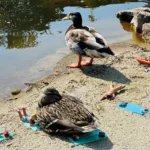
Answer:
[
  {"left": 36, "top": 88, "right": 99, "bottom": 135},
  {"left": 62, "top": 12, "right": 115, "bottom": 68}
]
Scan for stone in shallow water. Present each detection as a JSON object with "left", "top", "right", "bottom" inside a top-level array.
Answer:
[
  {"left": 116, "top": 10, "right": 133, "bottom": 22},
  {"left": 116, "top": 7, "right": 150, "bottom": 23},
  {"left": 142, "top": 23, "right": 150, "bottom": 40},
  {"left": 131, "top": 11, "right": 150, "bottom": 33},
  {"left": 116, "top": 7, "right": 150, "bottom": 40}
]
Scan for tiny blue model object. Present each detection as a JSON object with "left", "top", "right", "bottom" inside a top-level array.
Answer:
[
  {"left": 118, "top": 102, "right": 150, "bottom": 115},
  {"left": 22, "top": 121, "right": 41, "bottom": 130},
  {"left": 68, "top": 129, "right": 108, "bottom": 146},
  {"left": 21, "top": 115, "right": 41, "bottom": 131}
]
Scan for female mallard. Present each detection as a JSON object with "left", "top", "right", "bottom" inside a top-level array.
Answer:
[
  {"left": 62, "top": 12, "right": 115, "bottom": 68},
  {"left": 36, "top": 88, "right": 100, "bottom": 135}
]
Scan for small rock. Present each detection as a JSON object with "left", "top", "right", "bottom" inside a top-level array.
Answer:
[
  {"left": 11, "top": 89, "right": 21, "bottom": 95},
  {"left": 142, "top": 23, "right": 150, "bottom": 40},
  {"left": 6, "top": 143, "right": 12, "bottom": 147},
  {"left": 131, "top": 11, "right": 150, "bottom": 33}
]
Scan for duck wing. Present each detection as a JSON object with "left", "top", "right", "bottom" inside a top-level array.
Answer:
[
  {"left": 36, "top": 106, "right": 94, "bottom": 134},
  {"left": 65, "top": 27, "right": 115, "bottom": 57},
  {"left": 36, "top": 95, "right": 99, "bottom": 134},
  {"left": 83, "top": 26, "right": 108, "bottom": 47},
  {"left": 62, "top": 95, "right": 83, "bottom": 104},
  {"left": 63, "top": 95, "right": 97, "bottom": 119}
]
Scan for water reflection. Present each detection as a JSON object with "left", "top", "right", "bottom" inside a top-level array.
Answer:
[
  {"left": 0, "top": 0, "right": 150, "bottom": 100},
  {"left": 7, "top": 31, "right": 38, "bottom": 49},
  {"left": 0, "top": 0, "right": 146, "bottom": 49},
  {"left": 88, "top": 9, "right": 96, "bottom": 22},
  {"left": 0, "top": 0, "right": 66, "bottom": 49},
  {"left": 120, "top": 21, "right": 150, "bottom": 48},
  {"left": 84, "top": 0, "right": 138, "bottom": 8}
]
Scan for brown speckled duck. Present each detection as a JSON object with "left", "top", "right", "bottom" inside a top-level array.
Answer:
[
  {"left": 62, "top": 12, "right": 115, "bottom": 68},
  {"left": 36, "top": 88, "right": 100, "bottom": 135}
]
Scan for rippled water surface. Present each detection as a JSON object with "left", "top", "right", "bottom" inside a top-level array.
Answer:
[{"left": 0, "top": 0, "right": 150, "bottom": 99}]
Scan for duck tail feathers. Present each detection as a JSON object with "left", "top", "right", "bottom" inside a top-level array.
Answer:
[
  {"left": 82, "top": 120, "right": 100, "bottom": 133},
  {"left": 98, "top": 46, "right": 115, "bottom": 56}
]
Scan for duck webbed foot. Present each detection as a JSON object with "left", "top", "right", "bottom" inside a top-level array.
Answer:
[
  {"left": 67, "top": 63, "right": 81, "bottom": 68},
  {"left": 67, "top": 57, "right": 93, "bottom": 68},
  {"left": 80, "top": 60, "right": 93, "bottom": 66},
  {"left": 67, "top": 55, "right": 82, "bottom": 68},
  {"left": 81, "top": 57, "right": 93, "bottom": 66}
]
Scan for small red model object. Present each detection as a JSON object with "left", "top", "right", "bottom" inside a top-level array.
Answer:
[
  {"left": 0, "top": 130, "right": 9, "bottom": 137},
  {"left": 4, "top": 130, "right": 9, "bottom": 137},
  {"left": 136, "top": 58, "right": 150, "bottom": 65}
]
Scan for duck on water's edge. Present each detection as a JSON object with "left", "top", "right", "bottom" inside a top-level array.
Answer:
[{"left": 62, "top": 12, "right": 115, "bottom": 68}]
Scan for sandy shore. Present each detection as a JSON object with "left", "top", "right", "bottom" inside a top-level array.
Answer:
[{"left": 0, "top": 41, "right": 150, "bottom": 150}]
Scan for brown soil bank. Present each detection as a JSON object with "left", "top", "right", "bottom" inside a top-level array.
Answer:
[{"left": 0, "top": 41, "right": 150, "bottom": 150}]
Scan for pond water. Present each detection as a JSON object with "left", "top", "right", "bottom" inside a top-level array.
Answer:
[{"left": 0, "top": 0, "right": 150, "bottom": 100}]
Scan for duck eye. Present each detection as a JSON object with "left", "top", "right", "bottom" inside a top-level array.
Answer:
[{"left": 70, "top": 12, "right": 76, "bottom": 15}]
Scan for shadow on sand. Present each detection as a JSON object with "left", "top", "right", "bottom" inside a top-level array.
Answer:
[
  {"left": 48, "top": 133, "right": 113, "bottom": 150},
  {"left": 80, "top": 64, "right": 131, "bottom": 84}
]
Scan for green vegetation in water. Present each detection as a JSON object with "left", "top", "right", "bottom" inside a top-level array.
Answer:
[{"left": 11, "top": 89, "right": 21, "bottom": 95}]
